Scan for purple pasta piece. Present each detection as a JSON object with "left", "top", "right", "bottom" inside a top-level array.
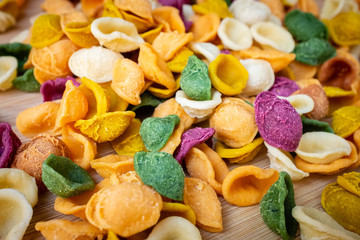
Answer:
[
  {"left": 40, "top": 76, "right": 80, "bottom": 102},
  {"left": 0, "top": 122, "right": 21, "bottom": 168},
  {"left": 268, "top": 76, "right": 300, "bottom": 97},
  {"left": 174, "top": 127, "right": 215, "bottom": 164},
  {"left": 255, "top": 91, "right": 302, "bottom": 152},
  {"left": 220, "top": 49, "right": 231, "bottom": 54}
]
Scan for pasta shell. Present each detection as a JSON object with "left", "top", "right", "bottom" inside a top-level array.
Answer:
[
  {"left": 0, "top": 188, "right": 33, "bottom": 240},
  {"left": 295, "top": 132, "right": 352, "bottom": 164},
  {"left": 279, "top": 94, "right": 314, "bottom": 115},
  {"left": 292, "top": 206, "right": 360, "bottom": 240},
  {"left": 91, "top": 17, "right": 144, "bottom": 52},
  {"left": 0, "top": 56, "right": 17, "bottom": 91},
  {"left": 147, "top": 217, "right": 202, "bottom": 240},
  {"left": 175, "top": 89, "right": 222, "bottom": 119},
  {"left": 320, "top": 0, "right": 359, "bottom": 20},
  {"left": 265, "top": 142, "right": 309, "bottom": 181},
  {"left": 217, "top": 17, "right": 252, "bottom": 51},
  {"left": 0, "top": 168, "right": 38, "bottom": 207},
  {"left": 0, "top": 11, "right": 16, "bottom": 33},
  {"left": 68, "top": 46, "right": 124, "bottom": 83},
  {"left": 229, "top": 0, "right": 272, "bottom": 26},
  {"left": 251, "top": 21, "right": 295, "bottom": 53},
  {"left": 191, "top": 42, "right": 220, "bottom": 63},
  {"left": 240, "top": 59, "right": 275, "bottom": 96}
]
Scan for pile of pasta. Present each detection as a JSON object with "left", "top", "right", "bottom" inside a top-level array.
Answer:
[{"left": 1, "top": 0, "right": 360, "bottom": 239}]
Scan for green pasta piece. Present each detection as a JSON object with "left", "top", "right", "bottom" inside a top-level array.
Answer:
[
  {"left": 0, "top": 42, "right": 32, "bottom": 75},
  {"left": 12, "top": 68, "right": 40, "bottom": 92},
  {"left": 301, "top": 115, "right": 334, "bottom": 134},
  {"left": 285, "top": 10, "right": 328, "bottom": 42},
  {"left": 260, "top": 171, "right": 298, "bottom": 240},
  {"left": 293, "top": 38, "right": 336, "bottom": 66},
  {"left": 180, "top": 55, "right": 212, "bottom": 101},
  {"left": 134, "top": 151, "right": 185, "bottom": 201},
  {"left": 140, "top": 114, "right": 180, "bottom": 152},
  {"left": 42, "top": 154, "right": 95, "bottom": 198}
]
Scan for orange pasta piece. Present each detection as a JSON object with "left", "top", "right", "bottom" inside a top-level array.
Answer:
[
  {"left": 55, "top": 80, "right": 88, "bottom": 130},
  {"left": 196, "top": 143, "right": 229, "bottom": 185},
  {"left": 80, "top": 0, "right": 103, "bottom": 18},
  {"left": 295, "top": 141, "right": 358, "bottom": 175},
  {"left": 120, "top": 10, "right": 154, "bottom": 33},
  {"left": 35, "top": 219, "right": 105, "bottom": 240},
  {"left": 61, "top": 123, "right": 97, "bottom": 170},
  {"left": 232, "top": 46, "right": 295, "bottom": 73},
  {"left": 32, "top": 39, "right": 79, "bottom": 83},
  {"left": 54, "top": 178, "right": 112, "bottom": 219},
  {"left": 153, "top": 98, "right": 195, "bottom": 130},
  {"left": 41, "top": 0, "right": 75, "bottom": 15},
  {"left": 138, "top": 43, "right": 176, "bottom": 90},
  {"left": 109, "top": 171, "right": 143, "bottom": 185},
  {"left": 85, "top": 183, "right": 162, "bottom": 237},
  {"left": 222, "top": 166, "right": 279, "bottom": 207},
  {"left": 16, "top": 102, "right": 61, "bottom": 138},
  {"left": 190, "top": 13, "right": 220, "bottom": 43},
  {"left": 185, "top": 147, "right": 222, "bottom": 194},
  {"left": 260, "top": 0, "right": 285, "bottom": 20},
  {"left": 159, "top": 124, "right": 185, "bottom": 154},
  {"left": 152, "top": 31, "right": 193, "bottom": 61},
  {"left": 90, "top": 154, "right": 134, "bottom": 178},
  {"left": 114, "top": 0, "right": 153, "bottom": 21},
  {"left": 112, "top": 58, "right": 145, "bottom": 105},
  {"left": 288, "top": 61, "right": 317, "bottom": 81},
  {"left": 60, "top": 10, "right": 88, "bottom": 30},
  {"left": 152, "top": 6, "right": 185, "bottom": 33},
  {"left": 183, "top": 177, "right": 223, "bottom": 232},
  {"left": 297, "top": 0, "right": 319, "bottom": 17}
]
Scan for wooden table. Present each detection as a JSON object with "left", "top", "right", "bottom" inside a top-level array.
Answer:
[{"left": 0, "top": 0, "right": 352, "bottom": 239}]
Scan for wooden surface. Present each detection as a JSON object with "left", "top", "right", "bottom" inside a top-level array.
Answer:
[{"left": 0, "top": 0, "right": 353, "bottom": 239}]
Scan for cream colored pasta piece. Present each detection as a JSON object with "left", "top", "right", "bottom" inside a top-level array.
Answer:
[
  {"left": 251, "top": 21, "right": 295, "bottom": 53},
  {"left": 10, "top": 30, "right": 29, "bottom": 43},
  {"left": 278, "top": 94, "right": 314, "bottom": 115},
  {"left": 268, "top": 14, "right": 282, "bottom": 26},
  {"left": 240, "top": 59, "right": 274, "bottom": 96},
  {"left": 0, "top": 169, "right": 38, "bottom": 207},
  {"left": 175, "top": 90, "right": 222, "bottom": 119},
  {"left": 182, "top": 4, "right": 195, "bottom": 23},
  {"left": 0, "top": 189, "right": 33, "bottom": 240},
  {"left": 0, "top": 11, "right": 16, "bottom": 33},
  {"left": 295, "top": 132, "right": 352, "bottom": 164},
  {"left": 229, "top": 0, "right": 272, "bottom": 26},
  {"left": 320, "top": 0, "right": 359, "bottom": 20},
  {"left": 91, "top": 17, "right": 144, "bottom": 53},
  {"left": 147, "top": 216, "right": 202, "bottom": 240},
  {"left": 0, "top": 56, "right": 17, "bottom": 91},
  {"left": 68, "top": 46, "right": 123, "bottom": 83},
  {"left": 191, "top": 42, "right": 220, "bottom": 63},
  {"left": 217, "top": 17, "right": 252, "bottom": 51},
  {"left": 265, "top": 142, "right": 309, "bottom": 181},
  {"left": 292, "top": 206, "right": 360, "bottom": 240}
]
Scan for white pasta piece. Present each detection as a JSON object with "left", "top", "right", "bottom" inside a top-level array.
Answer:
[
  {"left": 175, "top": 90, "right": 222, "bottom": 119},
  {"left": 0, "top": 169, "right": 38, "bottom": 207},
  {"left": 217, "top": 17, "right": 253, "bottom": 51},
  {"left": 0, "top": 56, "right": 17, "bottom": 91},
  {"left": 295, "top": 132, "right": 352, "bottom": 164},
  {"left": 91, "top": 17, "right": 144, "bottom": 52},
  {"left": 251, "top": 21, "right": 295, "bottom": 53},
  {"left": 239, "top": 59, "right": 274, "bottom": 96},
  {"left": 265, "top": 142, "right": 309, "bottom": 181},
  {"left": 10, "top": 30, "right": 29, "bottom": 43},
  {"left": 191, "top": 42, "right": 220, "bottom": 63},
  {"left": 0, "top": 11, "right": 16, "bottom": 33},
  {"left": 279, "top": 94, "right": 315, "bottom": 115},
  {"left": 292, "top": 206, "right": 360, "bottom": 240},
  {"left": 320, "top": 0, "right": 359, "bottom": 20},
  {"left": 229, "top": 0, "right": 271, "bottom": 26},
  {"left": 68, "top": 46, "right": 124, "bottom": 83},
  {"left": 182, "top": 4, "right": 195, "bottom": 23},
  {"left": 147, "top": 216, "right": 202, "bottom": 240},
  {"left": 0, "top": 189, "right": 33, "bottom": 240}
]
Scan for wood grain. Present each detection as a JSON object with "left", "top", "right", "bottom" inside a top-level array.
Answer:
[{"left": 0, "top": 0, "right": 351, "bottom": 239}]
